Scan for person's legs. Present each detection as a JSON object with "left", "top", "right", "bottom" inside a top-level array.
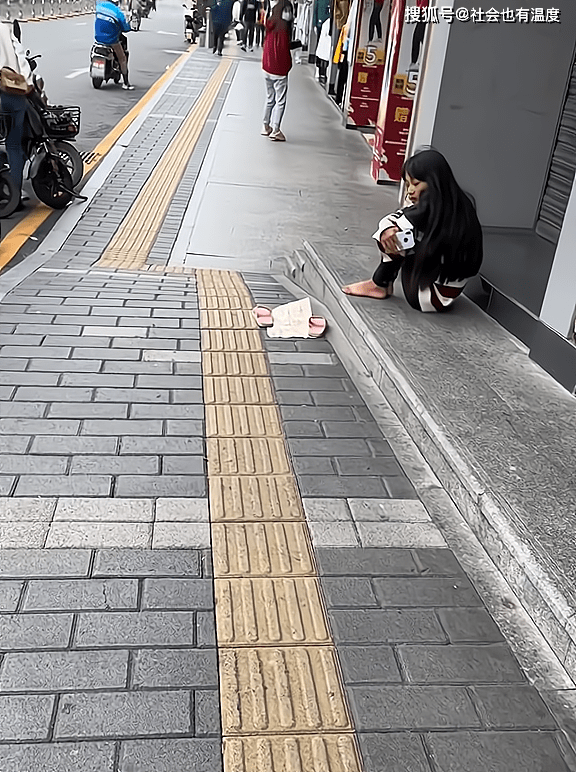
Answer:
[
  {"left": 111, "top": 40, "right": 131, "bottom": 86},
  {"left": 270, "top": 75, "right": 288, "bottom": 130},
  {"left": 342, "top": 255, "right": 402, "bottom": 298},
  {"left": 410, "top": 21, "right": 425, "bottom": 65},
  {"left": 368, "top": 4, "right": 381, "bottom": 40},
  {"left": 216, "top": 25, "right": 226, "bottom": 53},
  {"left": 247, "top": 22, "right": 255, "bottom": 47},
  {"left": 1, "top": 93, "right": 27, "bottom": 194},
  {"left": 263, "top": 74, "right": 276, "bottom": 130}
]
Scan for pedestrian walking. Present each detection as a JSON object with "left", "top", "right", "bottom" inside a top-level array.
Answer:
[
  {"left": 254, "top": 0, "right": 267, "bottom": 46},
  {"left": 0, "top": 21, "right": 33, "bottom": 210},
  {"left": 342, "top": 148, "right": 483, "bottom": 312},
  {"left": 240, "top": 0, "right": 258, "bottom": 51},
  {"left": 232, "top": 0, "right": 244, "bottom": 44},
  {"left": 211, "top": 0, "right": 233, "bottom": 55},
  {"left": 261, "top": 0, "right": 293, "bottom": 142}
]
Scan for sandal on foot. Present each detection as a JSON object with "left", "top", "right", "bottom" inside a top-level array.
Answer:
[
  {"left": 252, "top": 305, "right": 274, "bottom": 328},
  {"left": 309, "top": 316, "right": 327, "bottom": 338}
]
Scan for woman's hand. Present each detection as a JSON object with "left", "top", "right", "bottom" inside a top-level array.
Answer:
[{"left": 380, "top": 225, "right": 402, "bottom": 254}]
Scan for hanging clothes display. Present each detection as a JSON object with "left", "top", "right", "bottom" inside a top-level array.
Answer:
[
  {"left": 334, "top": 0, "right": 350, "bottom": 28},
  {"left": 315, "top": 17, "right": 332, "bottom": 61},
  {"left": 313, "top": 0, "right": 330, "bottom": 34},
  {"left": 295, "top": 0, "right": 313, "bottom": 47}
]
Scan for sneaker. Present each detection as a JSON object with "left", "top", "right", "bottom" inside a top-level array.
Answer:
[
  {"left": 240, "top": 45, "right": 246, "bottom": 51},
  {"left": 217, "top": 51, "right": 223, "bottom": 56},
  {"left": 122, "top": 83, "right": 135, "bottom": 90},
  {"left": 269, "top": 129, "right": 286, "bottom": 141},
  {"left": 261, "top": 123, "right": 272, "bottom": 136},
  {"left": 249, "top": 47, "right": 254, "bottom": 51}
]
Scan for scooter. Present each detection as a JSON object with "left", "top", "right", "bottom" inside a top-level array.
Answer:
[
  {"left": 183, "top": 2, "right": 204, "bottom": 43},
  {"left": 90, "top": 34, "right": 129, "bottom": 89}
]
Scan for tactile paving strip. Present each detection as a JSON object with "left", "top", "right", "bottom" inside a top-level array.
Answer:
[{"left": 197, "top": 269, "right": 361, "bottom": 772}]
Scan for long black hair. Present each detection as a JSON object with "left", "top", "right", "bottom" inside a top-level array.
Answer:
[{"left": 401, "top": 148, "right": 483, "bottom": 285}]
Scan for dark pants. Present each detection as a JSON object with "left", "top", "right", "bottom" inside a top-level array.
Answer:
[
  {"left": 368, "top": 2, "right": 383, "bottom": 40},
  {"left": 212, "top": 23, "right": 227, "bottom": 52},
  {"left": 243, "top": 20, "right": 255, "bottom": 47},
  {"left": 411, "top": 21, "right": 425, "bottom": 64},
  {"left": 373, "top": 253, "right": 445, "bottom": 312},
  {"left": 0, "top": 92, "right": 28, "bottom": 193},
  {"left": 255, "top": 22, "right": 264, "bottom": 45}
]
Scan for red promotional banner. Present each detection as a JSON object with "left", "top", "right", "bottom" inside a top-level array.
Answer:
[
  {"left": 370, "top": 0, "right": 427, "bottom": 181},
  {"left": 346, "top": 0, "right": 390, "bottom": 128}
]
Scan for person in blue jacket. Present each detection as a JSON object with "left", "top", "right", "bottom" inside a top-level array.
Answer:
[
  {"left": 210, "top": 0, "right": 233, "bottom": 55},
  {"left": 95, "top": 0, "right": 134, "bottom": 89}
]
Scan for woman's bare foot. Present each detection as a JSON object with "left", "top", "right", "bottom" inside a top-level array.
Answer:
[{"left": 342, "top": 279, "right": 392, "bottom": 299}]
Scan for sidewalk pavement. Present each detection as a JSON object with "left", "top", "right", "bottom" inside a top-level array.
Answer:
[{"left": 0, "top": 44, "right": 575, "bottom": 772}]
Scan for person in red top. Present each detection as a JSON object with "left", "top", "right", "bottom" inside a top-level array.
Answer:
[{"left": 261, "top": 0, "right": 293, "bottom": 142}]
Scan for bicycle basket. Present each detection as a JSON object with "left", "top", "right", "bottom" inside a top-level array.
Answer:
[{"left": 42, "top": 105, "right": 81, "bottom": 139}]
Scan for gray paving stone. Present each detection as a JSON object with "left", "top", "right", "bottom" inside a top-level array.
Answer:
[
  {"left": 102, "top": 361, "right": 174, "bottom": 375},
  {"left": 136, "top": 375, "right": 203, "bottom": 389},
  {"left": 357, "top": 522, "right": 447, "bottom": 549},
  {"left": 270, "top": 364, "right": 305, "bottom": 376},
  {"left": 309, "top": 521, "right": 359, "bottom": 547},
  {"left": 174, "top": 363, "right": 203, "bottom": 375},
  {"left": 161, "top": 456, "right": 206, "bottom": 476},
  {"left": 197, "top": 611, "right": 216, "bottom": 648},
  {"left": 0, "top": 385, "right": 15, "bottom": 399},
  {"left": 412, "top": 549, "right": 466, "bottom": 576},
  {"left": 289, "top": 438, "right": 373, "bottom": 456},
  {"left": 283, "top": 421, "right": 324, "bottom": 437},
  {"left": 93, "top": 549, "right": 201, "bottom": 577},
  {"left": 74, "top": 611, "right": 195, "bottom": 647},
  {"left": 311, "top": 390, "right": 364, "bottom": 406},
  {"left": 276, "top": 390, "right": 314, "bottom": 405},
  {"left": 55, "top": 690, "right": 191, "bottom": 739},
  {"left": 70, "top": 455, "right": 160, "bottom": 475},
  {"left": 165, "top": 419, "right": 204, "bottom": 436},
  {"left": 322, "top": 422, "right": 384, "bottom": 439},
  {"left": 349, "top": 499, "right": 431, "bottom": 522},
  {"left": 384, "top": 477, "right": 419, "bottom": 498},
  {"left": 0, "top": 418, "right": 80, "bottom": 435},
  {"left": 0, "top": 549, "right": 90, "bottom": 577},
  {"left": 298, "top": 476, "right": 389, "bottom": 497},
  {"left": 116, "top": 475, "right": 207, "bottom": 497},
  {"left": 0, "top": 371, "right": 58, "bottom": 386},
  {"left": 0, "top": 436, "right": 30, "bottom": 453},
  {"left": 303, "top": 498, "right": 351, "bottom": 522},
  {"left": 0, "top": 650, "right": 129, "bottom": 691},
  {"left": 95, "top": 388, "right": 170, "bottom": 404},
  {"left": 171, "top": 389, "right": 204, "bottom": 403},
  {"left": 372, "top": 577, "right": 482, "bottom": 607},
  {"left": 0, "top": 695, "right": 55, "bottom": 740},
  {"left": 120, "top": 436, "right": 204, "bottom": 454},
  {"left": 62, "top": 373, "right": 135, "bottom": 387},
  {"left": 24, "top": 578, "right": 138, "bottom": 611},
  {"left": 359, "top": 733, "right": 432, "bottom": 772},
  {"left": 292, "top": 456, "right": 336, "bottom": 475},
  {"left": 424, "top": 731, "right": 571, "bottom": 772},
  {"left": 195, "top": 690, "right": 220, "bottom": 736},
  {"left": 339, "top": 644, "right": 402, "bottom": 684},
  {"left": 329, "top": 609, "right": 446, "bottom": 644},
  {"left": 321, "top": 577, "right": 378, "bottom": 607},
  {"left": 81, "top": 419, "right": 164, "bottom": 436},
  {"left": 316, "top": 547, "right": 419, "bottom": 576},
  {"left": 0, "top": 613, "right": 73, "bottom": 649},
  {"left": 49, "top": 402, "right": 128, "bottom": 420},
  {"left": 142, "top": 578, "right": 213, "bottom": 610},
  {"left": 399, "top": 644, "right": 523, "bottom": 684},
  {"left": 72, "top": 347, "right": 141, "bottom": 360},
  {"left": 335, "top": 457, "right": 406, "bottom": 476},
  {"left": 280, "top": 405, "right": 356, "bottom": 421},
  {"left": 132, "top": 649, "right": 218, "bottom": 688},
  {"left": 46, "top": 521, "right": 151, "bottom": 549},
  {"left": 0, "top": 456, "right": 69, "bottom": 474},
  {"left": 1, "top": 345, "right": 71, "bottom": 358},
  {"left": 475, "top": 685, "right": 558, "bottom": 731},
  {"left": 304, "top": 364, "right": 349, "bottom": 377},
  {"left": 0, "top": 581, "right": 23, "bottom": 611},
  {"left": 275, "top": 377, "right": 352, "bottom": 391},
  {"left": 438, "top": 608, "right": 505, "bottom": 643},
  {"left": 31, "top": 436, "right": 119, "bottom": 454},
  {"left": 117, "top": 739, "right": 221, "bottom": 772},
  {"left": 0, "top": 476, "right": 15, "bottom": 494},
  {"left": 349, "top": 685, "right": 481, "bottom": 730},
  {"left": 0, "top": 357, "right": 28, "bottom": 371},
  {"left": 130, "top": 404, "right": 204, "bottom": 419},
  {"left": 15, "top": 475, "right": 112, "bottom": 497}
]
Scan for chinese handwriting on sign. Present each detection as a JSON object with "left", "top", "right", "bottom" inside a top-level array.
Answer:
[
  {"left": 404, "top": 7, "right": 561, "bottom": 22},
  {"left": 394, "top": 107, "right": 410, "bottom": 123}
]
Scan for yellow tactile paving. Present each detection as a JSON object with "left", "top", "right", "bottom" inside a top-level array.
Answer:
[
  {"left": 208, "top": 439, "right": 291, "bottom": 476},
  {"left": 223, "top": 735, "right": 361, "bottom": 772},
  {"left": 202, "top": 329, "right": 263, "bottom": 352},
  {"left": 200, "top": 309, "right": 258, "bottom": 329},
  {"left": 206, "top": 406, "right": 283, "bottom": 438},
  {"left": 97, "top": 59, "right": 231, "bottom": 270},
  {"left": 211, "top": 523, "right": 315, "bottom": 577},
  {"left": 203, "top": 352, "right": 269, "bottom": 377},
  {"left": 219, "top": 647, "right": 352, "bottom": 734},
  {"left": 204, "top": 377, "right": 275, "bottom": 406},
  {"left": 198, "top": 269, "right": 361, "bottom": 772},
  {"left": 208, "top": 476, "right": 304, "bottom": 522},
  {"left": 215, "top": 578, "right": 330, "bottom": 646}
]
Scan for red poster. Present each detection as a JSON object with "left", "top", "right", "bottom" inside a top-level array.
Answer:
[
  {"left": 346, "top": 0, "right": 390, "bottom": 128},
  {"left": 370, "top": 0, "right": 427, "bottom": 181}
]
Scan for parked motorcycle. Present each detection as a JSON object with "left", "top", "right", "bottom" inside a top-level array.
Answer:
[
  {"left": 183, "top": 2, "right": 204, "bottom": 43},
  {"left": 90, "top": 34, "right": 129, "bottom": 89}
]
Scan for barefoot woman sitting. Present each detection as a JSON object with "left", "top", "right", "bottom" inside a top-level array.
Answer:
[{"left": 343, "top": 148, "right": 483, "bottom": 312}]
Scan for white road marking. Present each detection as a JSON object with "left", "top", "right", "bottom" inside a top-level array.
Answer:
[
  {"left": 163, "top": 49, "right": 186, "bottom": 54},
  {"left": 157, "top": 30, "right": 179, "bottom": 35},
  {"left": 66, "top": 67, "right": 90, "bottom": 80}
]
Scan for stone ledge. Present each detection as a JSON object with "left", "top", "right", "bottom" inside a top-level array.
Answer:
[{"left": 284, "top": 240, "right": 576, "bottom": 682}]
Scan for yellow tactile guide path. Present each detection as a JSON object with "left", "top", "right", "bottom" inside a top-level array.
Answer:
[{"left": 197, "top": 269, "right": 362, "bottom": 772}]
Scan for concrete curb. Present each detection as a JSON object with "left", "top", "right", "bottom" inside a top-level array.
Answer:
[{"left": 283, "top": 241, "right": 576, "bottom": 683}]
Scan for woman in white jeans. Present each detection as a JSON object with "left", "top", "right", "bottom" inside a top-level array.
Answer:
[{"left": 261, "top": 0, "right": 293, "bottom": 142}]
